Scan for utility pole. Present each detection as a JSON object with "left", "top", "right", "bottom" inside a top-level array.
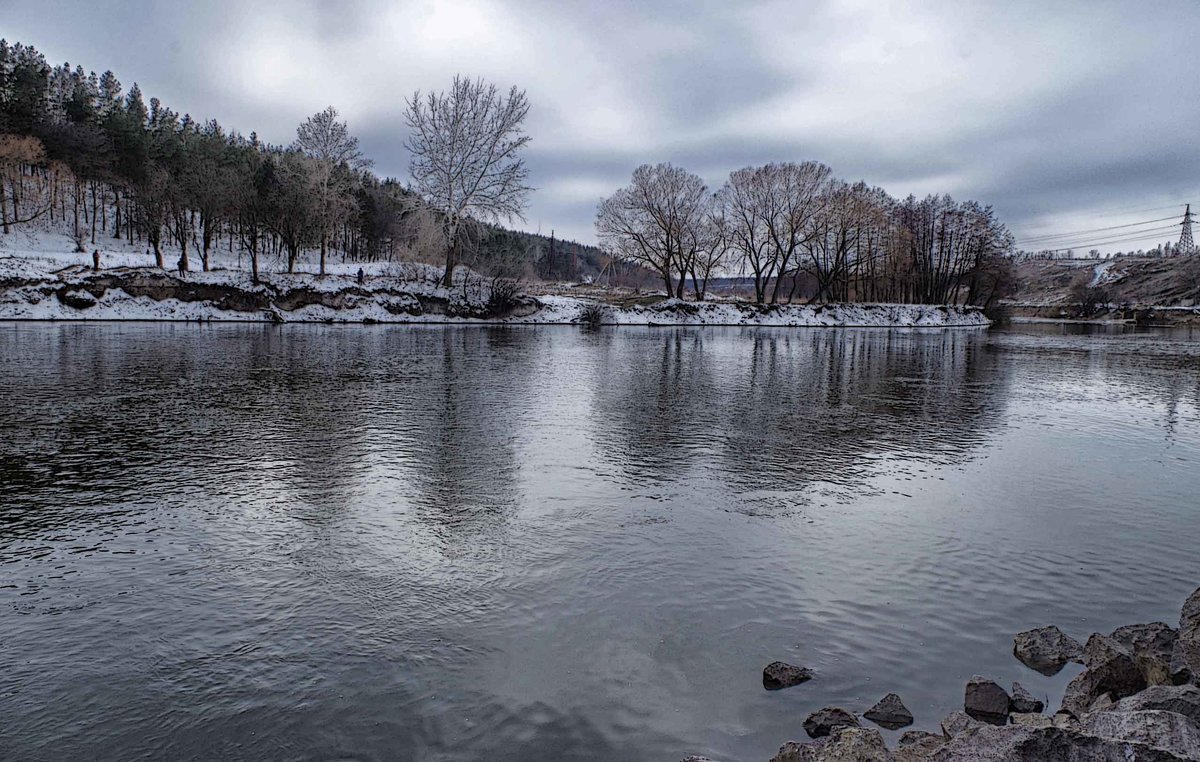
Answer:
[{"left": 1178, "top": 204, "right": 1196, "bottom": 257}]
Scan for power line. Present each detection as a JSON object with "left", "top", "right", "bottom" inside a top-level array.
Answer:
[
  {"left": 1038, "top": 227, "right": 1181, "bottom": 252},
  {"left": 1015, "top": 215, "right": 1180, "bottom": 244}
]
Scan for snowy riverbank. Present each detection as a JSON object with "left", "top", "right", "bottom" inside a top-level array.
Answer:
[
  {"left": 0, "top": 236, "right": 989, "bottom": 327},
  {"left": 0, "top": 263, "right": 989, "bottom": 327}
]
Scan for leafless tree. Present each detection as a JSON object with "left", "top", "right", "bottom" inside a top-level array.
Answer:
[
  {"left": 404, "top": 75, "right": 532, "bottom": 287},
  {"left": 294, "top": 106, "right": 371, "bottom": 275},
  {"left": 595, "top": 163, "right": 708, "bottom": 297}
]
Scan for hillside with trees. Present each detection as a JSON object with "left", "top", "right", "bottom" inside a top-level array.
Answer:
[{"left": 0, "top": 39, "right": 607, "bottom": 285}]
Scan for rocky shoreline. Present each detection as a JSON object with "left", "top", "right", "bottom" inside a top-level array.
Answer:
[
  {"left": 683, "top": 586, "right": 1200, "bottom": 761},
  {"left": 0, "top": 265, "right": 990, "bottom": 328}
]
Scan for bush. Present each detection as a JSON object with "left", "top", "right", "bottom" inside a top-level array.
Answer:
[
  {"left": 578, "top": 301, "right": 612, "bottom": 328},
  {"left": 486, "top": 277, "right": 522, "bottom": 314}
]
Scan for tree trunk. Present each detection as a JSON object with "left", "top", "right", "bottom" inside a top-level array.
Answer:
[{"left": 320, "top": 233, "right": 327, "bottom": 277}]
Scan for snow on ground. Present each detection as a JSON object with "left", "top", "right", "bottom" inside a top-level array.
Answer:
[{"left": 0, "top": 232, "right": 989, "bottom": 327}]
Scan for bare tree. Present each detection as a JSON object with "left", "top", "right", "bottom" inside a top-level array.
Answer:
[
  {"left": 595, "top": 163, "right": 708, "bottom": 298},
  {"left": 294, "top": 106, "right": 371, "bottom": 276},
  {"left": 404, "top": 76, "right": 532, "bottom": 287}
]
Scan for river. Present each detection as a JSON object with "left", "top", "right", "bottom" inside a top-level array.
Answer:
[{"left": 2, "top": 322, "right": 1198, "bottom": 761}]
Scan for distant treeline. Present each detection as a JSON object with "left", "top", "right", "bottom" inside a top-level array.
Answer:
[
  {"left": 597, "top": 163, "right": 1017, "bottom": 306},
  {"left": 0, "top": 39, "right": 605, "bottom": 281}
]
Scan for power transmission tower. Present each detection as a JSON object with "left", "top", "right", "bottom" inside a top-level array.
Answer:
[{"left": 1179, "top": 204, "right": 1196, "bottom": 257}]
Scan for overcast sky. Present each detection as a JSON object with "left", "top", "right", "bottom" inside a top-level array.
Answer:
[{"left": 4, "top": 0, "right": 1198, "bottom": 250}]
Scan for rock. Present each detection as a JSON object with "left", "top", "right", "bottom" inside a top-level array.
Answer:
[
  {"left": 763, "top": 661, "right": 814, "bottom": 690},
  {"left": 771, "top": 727, "right": 893, "bottom": 762},
  {"left": 891, "top": 733, "right": 945, "bottom": 762},
  {"left": 939, "top": 710, "right": 981, "bottom": 737},
  {"left": 1111, "top": 623, "right": 1179, "bottom": 686},
  {"left": 1061, "top": 633, "right": 1149, "bottom": 716},
  {"left": 1009, "top": 681, "right": 1044, "bottom": 714},
  {"left": 1010, "top": 712, "right": 1052, "bottom": 728},
  {"left": 1012, "top": 625, "right": 1083, "bottom": 675},
  {"left": 1171, "top": 638, "right": 1200, "bottom": 686},
  {"left": 964, "top": 675, "right": 1011, "bottom": 725},
  {"left": 1089, "top": 692, "right": 1116, "bottom": 712},
  {"left": 1112, "top": 622, "right": 1179, "bottom": 665},
  {"left": 897, "top": 730, "right": 942, "bottom": 747},
  {"left": 1081, "top": 709, "right": 1200, "bottom": 760},
  {"left": 1182, "top": 587, "right": 1200, "bottom": 642},
  {"left": 59, "top": 289, "right": 97, "bottom": 310},
  {"left": 863, "top": 693, "right": 914, "bottom": 729},
  {"left": 1109, "top": 684, "right": 1200, "bottom": 724},
  {"left": 678, "top": 757, "right": 714, "bottom": 762},
  {"left": 770, "top": 740, "right": 824, "bottom": 762},
  {"left": 1051, "top": 711, "right": 1080, "bottom": 730},
  {"left": 1082, "top": 632, "right": 1133, "bottom": 669},
  {"left": 932, "top": 723, "right": 1191, "bottom": 761},
  {"left": 803, "top": 707, "right": 860, "bottom": 739}
]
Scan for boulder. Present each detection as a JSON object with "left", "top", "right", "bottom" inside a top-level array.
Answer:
[
  {"left": 863, "top": 693, "right": 914, "bottom": 729},
  {"left": 803, "top": 707, "right": 860, "bottom": 739},
  {"left": 1083, "top": 632, "right": 1134, "bottom": 669},
  {"left": 1108, "top": 684, "right": 1200, "bottom": 725},
  {"left": 964, "top": 675, "right": 1011, "bottom": 725},
  {"left": 1012, "top": 625, "right": 1083, "bottom": 675},
  {"left": 1112, "top": 622, "right": 1179, "bottom": 665},
  {"left": 1061, "top": 633, "right": 1149, "bottom": 716},
  {"left": 1010, "top": 712, "right": 1052, "bottom": 728},
  {"left": 763, "top": 661, "right": 814, "bottom": 690},
  {"left": 1111, "top": 623, "right": 1179, "bottom": 686},
  {"left": 1081, "top": 709, "right": 1200, "bottom": 760},
  {"left": 1089, "top": 693, "right": 1116, "bottom": 712},
  {"left": 1009, "top": 681, "right": 1044, "bottom": 714}
]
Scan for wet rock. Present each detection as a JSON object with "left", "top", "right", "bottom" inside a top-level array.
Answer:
[
  {"left": 1081, "top": 709, "right": 1200, "bottom": 760},
  {"left": 1109, "top": 684, "right": 1200, "bottom": 724},
  {"left": 863, "top": 693, "right": 914, "bottom": 729},
  {"left": 1179, "top": 587, "right": 1200, "bottom": 685},
  {"left": 964, "top": 675, "right": 1011, "bottom": 725},
  {"left": 803, "top": 707, "right": 860, "bottom": 739},
  {"left": 1009, "top": 681, "right": 1044, "bottom": 714},
  {"left": 1012, "top": 625, "right": 1083, "bottom": 674},
  {"left": 763, "top": 661, "right": 814, "bottom": 690},
  {"left": 1010, "top": 712, "right": 1052, "bottom": 728},
  {"left": 940, "top": 710, "right": 981, "bottom": 737},
  {"left": 769, "top": 740, "right": 824, "bottom": 762}
]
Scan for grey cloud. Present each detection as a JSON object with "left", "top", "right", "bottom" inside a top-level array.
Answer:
[{"left": 3, "top": 0, "right": 1197, "bottom": 247}]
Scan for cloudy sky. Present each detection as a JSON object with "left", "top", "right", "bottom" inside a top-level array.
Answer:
[{"left": 4, "top": 0, "right": 1198, "bottom": 250}]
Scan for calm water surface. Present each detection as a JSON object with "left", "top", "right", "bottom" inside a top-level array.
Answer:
[{"left": 1, "top": 322, "right": 1199, "bottom": 761}]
